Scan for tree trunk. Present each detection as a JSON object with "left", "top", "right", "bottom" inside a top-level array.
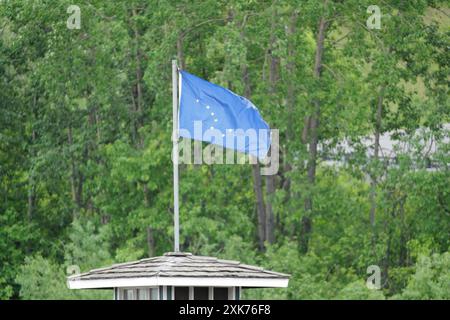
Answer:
[
  {"left": 240, "top": 17, "right": 267, "bottom": 251},
  {"left": 27, "top": 179, "right": 35, "bottom": 221},
  {"left": 264, "top": 3, "right": 279, "bottom": 245},
  {"left": 268, "top": 3, "right": 279, "bottom": 95},
  {"left": 177, "top": 35, "right": 185, "bottom": 69},
  {"left": 147, "top": 227, "right": 155, "bottom": 257},
  {"left": 286, "top": 10, "right": 298, "bottom": 145},
  {"left": 369, "top": 85, "right": 385, "bottom": 256},
  {"left": 244, "top": 64, "right": 266, "bottom": 251},
  {"left": 282, "top": 10, "right": 299, "bottom": 196},
  {"left": 265, "top": 172, "right": 275, "bottom": 244},
  {"left": 95, "top": 108, "right": 101, "bottom": 143},
  {"left": 132, "top": 7, "right": 144, "bottom": 147},
  {"left": 28, "top": 93, "right": 37, "bottom": 221},
  {"left": 253, "top": 163, "right": 266, "bottom": 251},
  {"left": 68, "top": 126, "right": 79, "bottom": 216},
  {"left": 398, "top": 196, "right": 407, "bottom": 267},
  {"left": 370, "top": 86, "right": 385, "bottom": 227},
  {"left": 300, "top": 16, "right": 328, "bottom": 253}
]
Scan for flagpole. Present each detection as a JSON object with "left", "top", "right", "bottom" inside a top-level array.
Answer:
[{"left": 172, "top": 59, "right": 180, "bottom": 252}]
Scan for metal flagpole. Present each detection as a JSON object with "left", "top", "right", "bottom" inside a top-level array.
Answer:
[{"left": 172, "top": 59, "right": 180, "bottom": 252}]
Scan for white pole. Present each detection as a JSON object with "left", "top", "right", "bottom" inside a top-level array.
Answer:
[{"left": 172, "top": 59, "right": 180, "bottom": 252}]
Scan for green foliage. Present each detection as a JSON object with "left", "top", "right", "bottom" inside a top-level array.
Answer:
[
  {"left": 15, "top": 255, "right": 111, "bottom": 300},
  {"left": 15, "top": 220, "right": 113, "bottom": 299},
  {"left": 64, "top": 219, "right": 113, "bottom": 271},
  {"left": 16, "top": 255, "right": 70, "bottom": 300}
]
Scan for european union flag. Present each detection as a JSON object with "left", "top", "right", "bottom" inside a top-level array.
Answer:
[{"left": 179, "top": 70, "right": 271, "bottom": 160}]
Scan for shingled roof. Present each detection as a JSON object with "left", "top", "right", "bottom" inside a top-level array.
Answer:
[{"left": 67, "top": 252, "right": 289, "bottom": 289}]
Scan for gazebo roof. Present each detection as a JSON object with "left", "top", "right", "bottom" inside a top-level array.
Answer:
[{"left": 67, "top": 252, "right": 290, "bottom": 289}]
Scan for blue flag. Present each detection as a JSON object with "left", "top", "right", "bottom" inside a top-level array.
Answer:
[{"left": 178, "top": 70, "right": 271, "bottom": 159}]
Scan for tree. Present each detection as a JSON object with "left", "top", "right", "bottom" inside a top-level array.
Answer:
[{"left": 1, "top": 0, "right": 448, "bottom": 300}]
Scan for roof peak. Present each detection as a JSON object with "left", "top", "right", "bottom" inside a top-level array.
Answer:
[{"left": 164, "top": 252, "right": 192, "bottom": 257}]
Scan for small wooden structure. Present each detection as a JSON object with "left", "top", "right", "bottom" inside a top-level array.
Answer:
[{"left": 67, "top": 252, "right": 289, "bottom": 300}]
